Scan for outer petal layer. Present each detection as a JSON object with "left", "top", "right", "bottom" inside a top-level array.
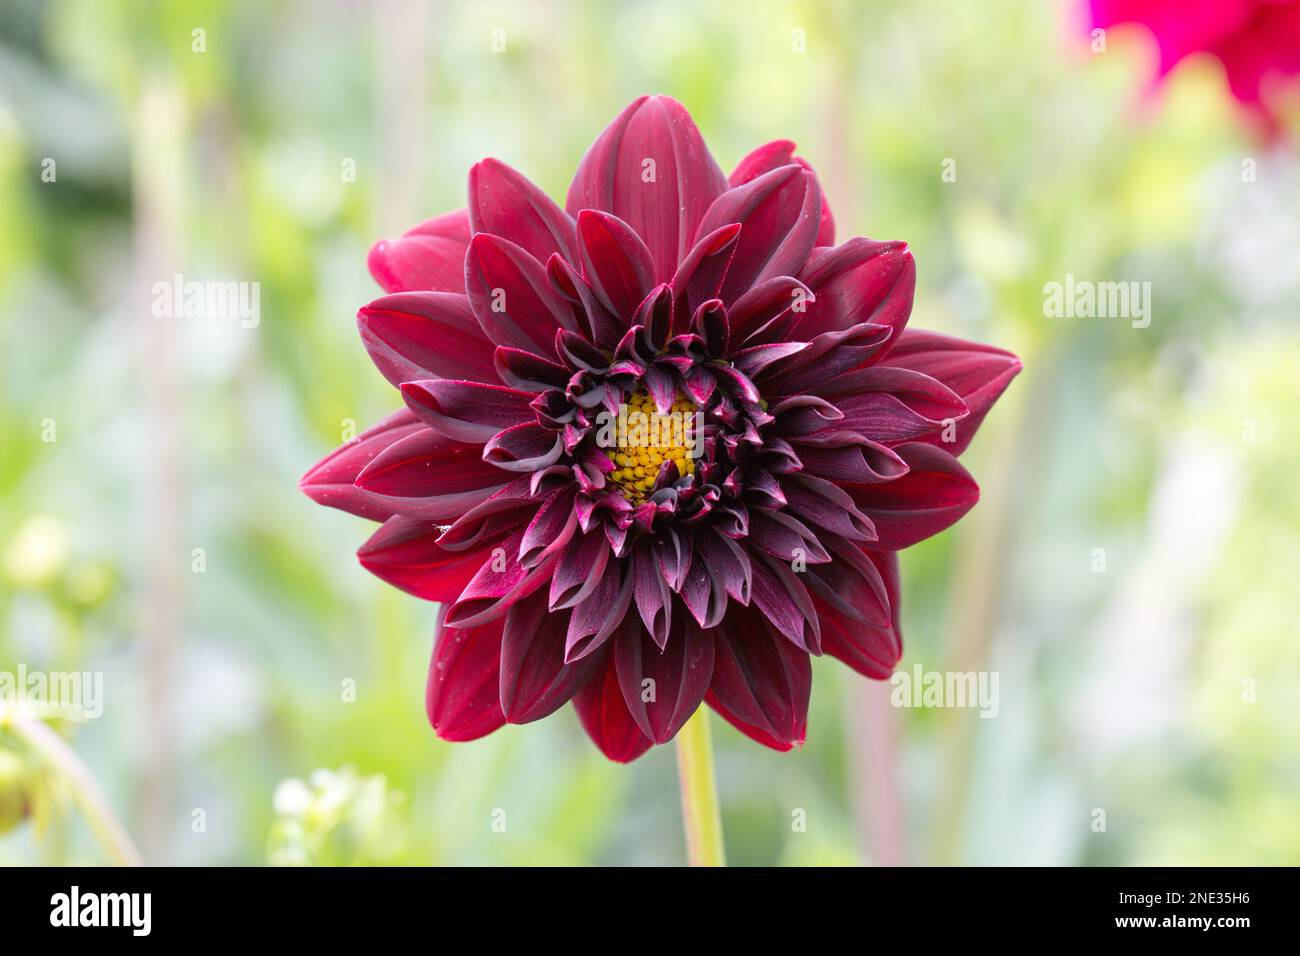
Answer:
[
  {"left": 427, "top": 609, "right": 506, "bottom": 742},
  {"left": 369, "top": 210, "right": 471, "bottom": 294},
  {"left": 573, "top": 652, "right": 653, "bottom": 762},
  {"left": 877, "top": 329, "right": 1022, "bottom": 455},
  {"left": 566, "top": 95, "right": 728, "bottom": 282}
]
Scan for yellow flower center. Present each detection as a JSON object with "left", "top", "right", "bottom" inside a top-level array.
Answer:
[{"left": 608, "top": 390, "right": 698, "bottom": 503}]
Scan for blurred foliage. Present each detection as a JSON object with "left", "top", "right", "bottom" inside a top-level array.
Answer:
[{"left": 0, "top": 0, "right": 1296, "bottom": 865}]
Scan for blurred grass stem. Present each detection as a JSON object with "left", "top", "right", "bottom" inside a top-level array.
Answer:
[{"left": 7, "top": 712, "right": 142, "bottom": 866}]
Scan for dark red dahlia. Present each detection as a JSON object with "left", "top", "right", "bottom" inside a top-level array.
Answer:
[{"left": 301, "top": 96, "right": 1021, "bottom": 762}]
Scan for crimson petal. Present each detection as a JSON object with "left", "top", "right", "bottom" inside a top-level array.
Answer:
[
  {"left": 820, "top": 367, "right": 968, "bottom": 444},
  {"left": 615, "top": 617, "right": 715, "bottom": 744},
  {"left": 877, "top": 329, "right": 1022, "bottom": 455},
  {"left": 632, "top": 540, "right": 672, "bottom": 648},
  {"left": 729, "top": 139, "right": 835, "bottom": 246},
  {"left": 427, "top": 608, "right": 506, "bottom": 742},
  {"left": 573, "top": 651, "right": 653, "bottom": 762},
  {"left": 518, "top": 485, "right": 579, "bottom": 568},
  {"left": 358, "top": 292, "right": 497, "bottom": 387},
  {"left": 817, "top": 549, "right": 902, "bottom": 679},
  {"left": 482, "top": 422, "right": 564, "bottom": 472},
  {"left": 802, "top": 534, "right": 892, "bottom": 632},
  {"left": 697, "top": 165, "right": 823, "bottom": 304},
  {"left": 493, "top": 346, "right": 569, "bottom": 391},
  {"left": 671, "top": 223, "right": 742, "bottom": 324},
  {"left": 576, "top": 209, "right": 657, "bottom": 320},
  {"left": 549, "top": 528, "right": 612, "bottom": 609},
  {"left": 794, "top": 238, "right": 914, "bottom": 341},
  {"left": 468, "top": 158, "right": 578, "bottom": 265},
  {"left": 445, "top": 529, "right": 559, "bottom": 628},
  {"left": 707, "top": 606, "right": 811, "bottom": 750},
  {"left": 566, "top": 95, "right": 728, "bottom": 283},
  {"left": 436, "top": 476, "right": 537, "bottom": 552},
  {"left": 749, "top": 551, "right": 821, "bottom": 654},
  {"left": 353, "top": 427, "right": 509, "bottom": 521},
  {"left": 779, "top": 473, "right": 876, "bottom": 542},
  {"left": 358, "top": 515, "right": 503, "bottom": 602},
  {"left": 401, "top": 379, "right": 535, "bottom": 443},
  {"left": 369, "top": 210, "right": 471, "bottom": 294},
  {"left": 499, "top": 590, "right": 604, "bottom": 724},
  {"left": 565, "top": 560, "right": 633, "bottom": 661},
  {"left": 845, "top": 442, "right": 980, "bottom": 550},
  {"left": 299, "top": 408, "right": 423, "bottom": 521},
  {"left": 465, "top": 233, "right": 574, "bottom": 356}
]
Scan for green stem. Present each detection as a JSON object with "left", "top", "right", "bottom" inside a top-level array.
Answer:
[
  {"left": 675, "top": 708, "right": 726, "bottom": 866},
  {"left": 6, "top": 712, "right": 143, "bottom": 866}
]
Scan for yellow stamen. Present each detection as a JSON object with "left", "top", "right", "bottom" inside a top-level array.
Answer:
[{"left": 608, "top": 388, "right": 698, "bottom": 503}]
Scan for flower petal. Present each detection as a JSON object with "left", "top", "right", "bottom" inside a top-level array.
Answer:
[
  {"left": 747, "top": 507, "right": 831, "bottom": 564},
  {"left": 573, "top": 651, "right": 653, "bottom": 762},
  {"left": 518, "top": 485, "right": 579, "bottom": 568},
  {"left": 465, "top": 233, "right": 575, "bottom": 356},
  {"left": 468, "top": 158, "right": 578, "bottom": 265},
  {"left": 576, "top": 209, "right": 657, "bottom": 320},
  {"left": 548, "top": 529, "right": 612, "bottom": 610},
  {"left": 706, "top": 605, "right": 811, "bottom": 750},
  {"left": 369, "top": 210, "right": 471, "bottom": 294},
  {"left": 778, "top": 473, "right": 877, "bottom": 542},
  {"left": 694, "top": 528, "right": 752, "bottom": 604},
  {"left": 817, "top": 549, "right": 902, "bottom": 679},
  {"left": 299, "top": 408, "right": 424, "bottom": 521},
  {"left": 671, "top": 223, "right": 742, "bottom": 326},
  {"left": 820, "top": 367, "right": 968, "bottom": 444},
  {"left": 729, "top": 139, "right": 835, "bottom": 246},
  {"left": 876, "top": 329, "right": 1022, "bottom": 455},
  {"left": 400, "top": 379, "right": 536, "bottom": 443},
  {"left": 802, "top": 533, "right": 892, "bottom": 632},
  {"left": 794, "top": 238, "right": 914, "bottom": 341},
  {"left": 547, "top": 252, "right": 625, "bottom": 349},
  {"left": 566, "top": 95, "right": 728, "bottom": 282},
  {"left": 726, "top": 275, "right": 815, "bottom": 346},
  {"left": 499, "top": 589, "right": 604, "bottom": 724},
  {"left": 844, "top": 442, "right": 980, "bottom": 550},
  {"left": 697, "top": 165, "right": 823, "bottom": 304},
  {"left": 632, "top": 539, "right": 672, "bottom": 649},
  {"left": 445, "top": 528, "right": 560, "bottom": 628},
  {"left": 748, "top": 551, "right": 821, "bottom": 654},
  {"left": 427, "top": 608, "right": 506, "bottom": 742},
  {"left": 615, "top": 616, "right": 715, "bottom": 744},
  {"left": 482, "top": 422, "right": 564, "bottom": 472},
  {"left": 565, "top": 559, "right": 633, "bottom": 662},
  {"left": 358, "top": 292, "right": 497, "bottom": 387},
  {"left": 358, "top": 515, "right": 504, "bottom": 602},
  {"left": 493, "top": 346, "right": 569, "bottom": 391},
  {"left": 759, "top": 321, "right": 893, "bottom": 395},
  {"left": 354, "top": 427, "right": 509, "bottom": 521},
  {"left": 436, "top": 476, "right": 537, "bottom": 552}
]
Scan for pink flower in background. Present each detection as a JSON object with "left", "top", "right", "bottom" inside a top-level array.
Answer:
[
  {"left": 1088, "top": 0, "right": 1300, "bottom": 133},
  {"left": 301, "top": 96, "right": 1020, "bottom": 762}
]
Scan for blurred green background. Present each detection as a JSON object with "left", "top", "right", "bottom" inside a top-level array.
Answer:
[{"left": 1, "top": 0, "right": 1297, "bottom": 866}]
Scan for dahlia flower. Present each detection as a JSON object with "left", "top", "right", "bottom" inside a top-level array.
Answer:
[
  {"left": 1087, "top": 0, "right": 1300, "bottom": 132},
  {"left": 302, "top": 95, "right": 1020, "bottom": 763}
]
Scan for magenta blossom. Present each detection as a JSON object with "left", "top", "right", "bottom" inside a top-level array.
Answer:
[
  {"left": 301, "top": 96, "right": 1020, "bottom": 762},
  {"left": 1088, "top": 0, "right": 1300, "bottom": 133}
]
